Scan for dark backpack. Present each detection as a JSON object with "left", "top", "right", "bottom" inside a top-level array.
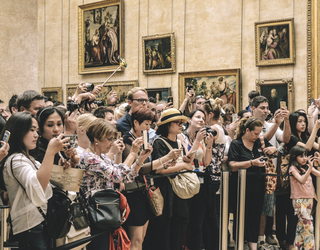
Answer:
[{"left": 10, "top": 156, "right": 72, "bottom": 239}]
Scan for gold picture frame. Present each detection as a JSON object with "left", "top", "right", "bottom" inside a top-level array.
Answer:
[
  {"left": 142, "top": 32, "right": 176, "bottom": 75},
  {"left": 66, "top": 81, "right": 138, "bottom": 104},
  {"left": 41, "top": 87, "right": 62, "bottom": 102},
  {"left": 78, "top": 0, "right": 124, "bottom": 74},
  {"left": 178, "top": 69, "right": 241, "bottom": 112},
  {"left": 255, "top": 18, "right": 295, "bottom": 67},
  {"left": 255, "top": 78, "right": 294, "bottom": 113}
]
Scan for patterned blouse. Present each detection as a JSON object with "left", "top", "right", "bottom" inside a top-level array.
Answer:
[{"left": 78, "top": 151, "right": 138, "bottom": 201}]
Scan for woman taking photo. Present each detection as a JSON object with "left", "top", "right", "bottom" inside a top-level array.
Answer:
[
  {"left": 31, "top": 106, "right": 79, "bottom": 168},
  {"left": 122, "top": 105, "right": 181, "bottom": 250},
  {"left": 178, "top": 109, "right": 214, "bottom": 250},
  {"left": 200, "top": 98, "right": 226, "bottom": 250},
  {"left": 1, "top": 112, "right": 69, "bottom": 250},
  {"left": 228, "top": 117, "right": 276, "bottom": 250},
  {"left": 78, "top": 118, "right": 152, "bottom": 250},
  {"left": 145, "top": 108, "right": 194, "bottom": 250}
]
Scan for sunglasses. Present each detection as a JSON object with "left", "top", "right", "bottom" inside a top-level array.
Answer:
[
  {"left": 204, "top": 100, "right": 214, "bottom": 111},
  {"left": 172, "top": 121, "right": 184, "bottom": 126}
]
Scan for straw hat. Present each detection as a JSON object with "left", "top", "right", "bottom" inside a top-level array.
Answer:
[{"left": 157, "top": 108, "right": 188, "bottom": 127}]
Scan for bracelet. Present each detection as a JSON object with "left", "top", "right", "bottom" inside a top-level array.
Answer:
[
  {"left": 116, "top": 152, "right": 122, "bottom": 156},
  {"left": 250, "top": 159, "right": 253, "bottom": 167},
  {"left": 135, "top": 160, "right": 143, "bottom": 167},
  {"left": 206, "top": 146, "right": 212, "bottom": 150},
  {"left": 159, "top": 158, "right": 163, "bottom": 166},
  {"left": 307, "top": 115, "right": 313, "bottom": 118}
]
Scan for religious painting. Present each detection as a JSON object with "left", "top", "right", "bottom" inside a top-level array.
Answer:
[
  {"left": 255, "top": 18, "right": 295, "bottom": 67},
  {"left": 66, "top": 81, "right": 138, "bottom": 104},
  {"left": 142, "top": 33, "right": 176, "bottom": 75},
  {"left": 255, "top": 78, "right": 294, "bottom": 114},
  {"left": 41, "top": 87, "right": 62, "bottom": 102},
  {"left": 179, "top": 69, "right": 241, "bottom": 112},
  {"left": 78, "top": 0, "right": 124, "bottom": 74},
  {"left": 146, "top": 88, "right": 171, "bottom": 102}
]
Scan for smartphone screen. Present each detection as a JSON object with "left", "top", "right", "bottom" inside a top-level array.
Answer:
[
  {"left": 310, "top": 99, "right": 315, "bottom": 105},
  {"left": 168, "top": 96, "right": 173, "bottom": 104},
  {"left": 232, "top": 113, "right": 238, "bottom": 123},
  {"left": 3, "top": 130, "right": 10, "bottom": 143},
  {"left": 280, "top": 101, "right": 286, "bottom": 109},
  {"left": 143, "top": 130, "right": 148, "bottom": 150}
]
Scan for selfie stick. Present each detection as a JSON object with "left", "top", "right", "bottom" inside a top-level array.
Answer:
[{"left": 102, "top": 56, "right": 127, "bottom": 87}]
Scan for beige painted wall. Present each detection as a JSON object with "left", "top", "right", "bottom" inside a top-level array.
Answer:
[
  {"left": 6, "top": 0, "right": 306, "bottom": 110},
  {"left": 0, "top": 0, "right": 38, "bottom": 104}
]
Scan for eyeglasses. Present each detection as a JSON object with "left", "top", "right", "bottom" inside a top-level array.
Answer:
[
  {"left": 172, "top": 121, "right": 184, "bottom": 126},
  {"left": 106, "top": 137, "right": 116, "bottom": 142},
  {"left": 156, "top": 109, "right": 164, "bottom": 115},
  {"left": 132, "top": 99, "right": 149, "bottom": 104}
]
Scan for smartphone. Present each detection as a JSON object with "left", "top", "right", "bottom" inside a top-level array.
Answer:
[
  {"left": 280, "top": 101, "right": 286, "bottom": 109},
  {"left": 232, "top": 113, "right": 238, "bottom": 123},
  {"left": 168, "top": 96, "right": 173, "bottom": 104},
  {"left": 2, "top": 130, "right": 10, "bottom": 144},
  {"left": 116, "top": 132, "right": 122, "bottom": 140},
  {"left": 260, "top": 157, "right": 268, "bottom": 162},
  {"left": 63, "top": 134, "right": 78, "bottom": 149},
  {"left": 310, "top": 99, "right": 315, "bottom": 105},
  {"left": 187, "top": 86, "right": 193, "bottom": 91},
  {"left": 143, "top": 130, "right": 148, "bottom": 150}
]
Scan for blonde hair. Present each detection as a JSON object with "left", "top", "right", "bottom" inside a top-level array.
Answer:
[
  {"left": 86, "top": 118, "right": 117, "bottom": 143},
  {"left": 115, "top": 102, "right": 128, "bottom": 120},
  {"left": 127, "top": 87, "right": 147, "bottom": 101},
  {"left": 77, "top": 113, "right": 97, "bottom": 130}
]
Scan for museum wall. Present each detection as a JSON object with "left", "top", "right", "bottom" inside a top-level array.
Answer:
[
  {"left": 37, "top": 0, "right": 306, "bottom": 110},
  {"left": 0, "top": 0, "right": 38, "bottom": 104}
]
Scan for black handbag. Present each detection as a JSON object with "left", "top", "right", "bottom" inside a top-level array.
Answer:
[
  {"left": 70, "top": 194, "right": 90, "bottom": 230},
  {"left": 87, "top": 189, "right": 122, "bottom": 231}
]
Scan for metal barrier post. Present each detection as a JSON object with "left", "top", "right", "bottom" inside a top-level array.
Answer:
[
  {"left": 315, "top": 177, "right": 320, "bottom": 249},
  {"left": 0, "top": 205, "right": 10, "bottom": 250},
  {"left": 235, "top": 169, "right": 246, "bottom": 250},
  {"left": 220, "top": 162, "right": 229, "bottom": 250}
]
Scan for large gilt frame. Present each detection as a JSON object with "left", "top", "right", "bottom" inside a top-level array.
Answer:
[
  {"left": 309, "top": 0, "right": 320, "bottom": 101},
  {"left": 255, "top": 78, "right": 294, "bottom": 112},
  {"left": 78, "top": 0, "right": 124, "bottom": 74}
]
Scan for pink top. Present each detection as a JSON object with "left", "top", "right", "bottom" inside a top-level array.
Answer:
[{"left": 289, "top": 166, "right": 315, "bottom": 199}]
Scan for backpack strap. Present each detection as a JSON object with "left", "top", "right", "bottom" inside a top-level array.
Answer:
[{"left": 259, "top": 136, "right": 266, "bottom": 150}]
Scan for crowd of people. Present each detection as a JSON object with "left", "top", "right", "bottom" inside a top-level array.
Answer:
[{"left": 0, "top": 83, "right": 320, "bottom": 250}]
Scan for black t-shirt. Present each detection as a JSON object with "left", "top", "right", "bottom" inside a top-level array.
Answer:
[
  {"left": 228, "top": 137, "right": 272, "bottom": 193},
  {"left": 286, "top": 135, "right": 316, "bottom": 156},
  {"left": 151, "top": 136, "right": 189, "bottom": 219}
]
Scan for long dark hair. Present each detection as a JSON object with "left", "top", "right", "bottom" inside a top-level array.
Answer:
[
  {"left": 289, "top": 111, "right": 308, "bottom": 143},
  {"left": 289, "top": 145, "right": 308, "bottom": 175},
  {"left": 0, "top": 112, "right": 35, "bottom": 162},
  {"left": 37, "top": 106, "right": 65, "bottom": 135}
]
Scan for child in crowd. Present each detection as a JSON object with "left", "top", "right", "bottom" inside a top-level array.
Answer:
[{"left": 289, "top": 145, "right": 320, "bottom": 249}]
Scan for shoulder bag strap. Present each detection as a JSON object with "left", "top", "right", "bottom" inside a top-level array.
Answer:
[{"left": 10, "top": 155, "right": 46, "bottom": 220}]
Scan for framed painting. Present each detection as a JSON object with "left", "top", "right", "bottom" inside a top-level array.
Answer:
[
  {"left": 78, "top": 0, "right": 124, "bottom": 74},
  {"left": 142, "top": 33, "right": 176, "bottom": 75},
  {"left": 66, "top": 81, "right": 138, "bottom": 104},
  {"left": 146, "top": 88, "right": 171, "bottom": 102},
  {"left": 255, "top": 78, "right": 294, "bottom": 114},
  {"left": 178, "top": 69, "right": 241, "bottom": 112},
  {"left": 41, "top": 87, "right": 62, "bottom": 102},
  {"left": 255, "top": 18, "right": 295, "bottom": 67}
]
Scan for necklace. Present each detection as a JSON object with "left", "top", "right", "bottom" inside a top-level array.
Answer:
[{"left": 88, "top": 146, "right": 96, "bottom": 154}]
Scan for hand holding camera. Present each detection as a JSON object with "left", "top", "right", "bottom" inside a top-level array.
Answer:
[{"left": 252, "top": 156, "right": 266, "bottom": 167}]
